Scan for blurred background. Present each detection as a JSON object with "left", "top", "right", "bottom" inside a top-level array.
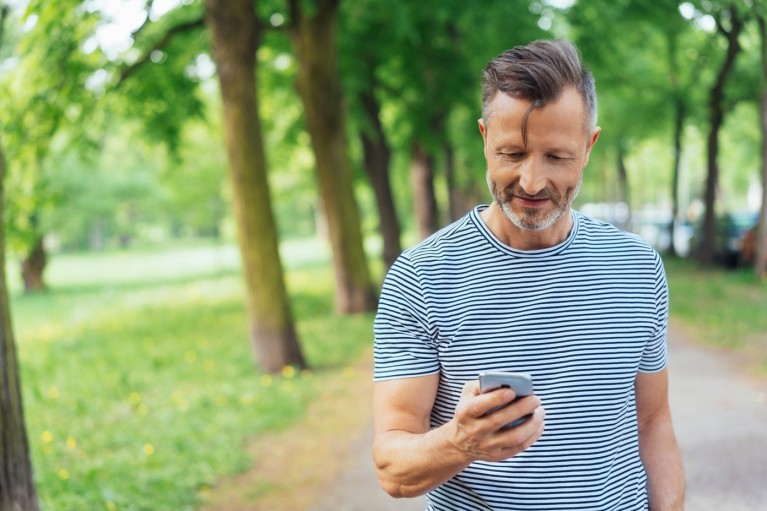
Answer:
[{"left": 0, "top": 0, "right": 765, "bottom": 509}]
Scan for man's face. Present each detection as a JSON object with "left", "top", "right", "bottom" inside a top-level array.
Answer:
[{"left": 479, "top": 87, "right": 599, "bottom": 233}]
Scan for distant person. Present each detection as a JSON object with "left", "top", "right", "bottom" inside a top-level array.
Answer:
[{"left": 372, "top": 39, "right": 685, "bottom": 510}]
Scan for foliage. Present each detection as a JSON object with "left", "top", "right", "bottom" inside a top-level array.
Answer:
[
  {"left": 0, "top": 0, "right": 103, "bottom": 253},
  {"left": 14, "top": 240, "right": 372, "bottom": 510}
]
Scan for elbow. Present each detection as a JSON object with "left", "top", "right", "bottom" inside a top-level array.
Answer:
[
  {"left": 374, "top": 456, "right": 428, "bottom": 498},
  {"left": 377, "top": 477, "right": 426, "bottom": 499}
]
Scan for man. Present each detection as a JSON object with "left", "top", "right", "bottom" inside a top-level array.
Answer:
[{"left": 372, "top": 39, "right": 685, "bottom": 510}]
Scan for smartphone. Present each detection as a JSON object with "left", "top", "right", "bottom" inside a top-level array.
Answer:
[{"left": 478, "top": 371, "right": 534, "bottom": 429}]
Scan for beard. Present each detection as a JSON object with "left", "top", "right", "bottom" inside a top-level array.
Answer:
[{"left": 487, "top": 171, "right": 582, "bottom": 231}]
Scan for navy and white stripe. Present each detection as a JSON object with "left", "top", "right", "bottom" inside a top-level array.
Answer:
[{"left": 374, "top": 205, "right": 668, "bottom": 511}]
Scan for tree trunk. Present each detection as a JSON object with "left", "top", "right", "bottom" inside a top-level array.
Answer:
[
  {"left": 616, "top": 142, "right": 632, "bottom": 230},
  {"left": 359, "top": 88, "right": 401, "bottom": 271},
  {"left": 0, "top": 138, "right": 39, "bottom": 511},
  {"left": 411, "top": 141, "right": 439, "bottom": 240},
  {"left": 20, "top": 237, "right": 46, "bottom": 293},
  {"left": 668, "top": 99, "right": 685, "bottom": 257},
  {"left": 757, "top": 88, "right": 767, "bottom": 279},
  {"left": 700, "top": 6, "right": 742, "bottom": 264},
  {"left": 288, "top": 0, "right": 376, "bottom": 313},
  {"left": 205, "top": 0, "right": 306, "bottom": 373},
  {"left": 445, "top": 143, "right": 466, "bottom": 222},
  {"left": 755, "top": 13, "right": 767, "bottom": 280}
]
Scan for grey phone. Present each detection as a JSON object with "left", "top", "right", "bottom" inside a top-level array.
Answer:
[{"left": 478, "top": 371, "right": 534, "bottom": 429}]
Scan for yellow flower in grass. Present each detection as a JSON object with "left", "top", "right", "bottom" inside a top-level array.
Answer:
[
  {"left": 41, "top": 431, "right": 54, "bottom": 443},
  {"left": 143, "top": 444, "right": 155, "bottom": 457},
  {"left": 281, "top": 365, "right": 296, "bottom": 379},
  {"left": 58, "top": 469, "right": 70, "bottom": 480},
  {"left": 66, "top": 436, "right": 77, "bottom": 450},
  {"left": 47, "top": 386, "right": 59, "bottom": 399},
  {"left": 106, "top": 502, "right": 117, "bottom": 511},
  {"left": 259, "top": 374, "right": 273, "bottom": 387},
  {"left": 129, "top": 392, "right": 141, "bottom": 405}
]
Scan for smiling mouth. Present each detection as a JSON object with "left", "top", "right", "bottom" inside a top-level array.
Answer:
[{"left": 515, "top": 196, "right": 550, "bottom": 208}]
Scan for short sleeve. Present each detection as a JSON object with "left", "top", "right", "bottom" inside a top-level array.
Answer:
[
  {"left": 373, "top": 254, "right": 440, "bottom": 381},
  {"left": 638, "top": 252, "right": 669, "bottom": 373}
]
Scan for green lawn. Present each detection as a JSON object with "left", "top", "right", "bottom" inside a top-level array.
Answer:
[
  {"left": 664, "top": 256, "right": 767, "bottom": 373},
  {"left": 12, "top": 238, "right": 372, "bottom": 511}
]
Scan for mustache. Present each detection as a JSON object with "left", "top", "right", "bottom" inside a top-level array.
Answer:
[{"left": 499, "top": 182, "right": 559, "bottom": 201}]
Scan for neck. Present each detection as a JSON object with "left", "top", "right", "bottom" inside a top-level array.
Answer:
[{"left": 480, "top": 204, "right": 574, "bottom": 251}]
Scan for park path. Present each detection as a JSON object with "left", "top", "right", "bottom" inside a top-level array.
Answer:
[{"left": 307, "top": 323, "right": 767, "bottom": 511}]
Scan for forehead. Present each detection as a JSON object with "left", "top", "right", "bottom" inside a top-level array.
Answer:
[{"left": 485, "top": 87, "right": 588, "bottom": 147}]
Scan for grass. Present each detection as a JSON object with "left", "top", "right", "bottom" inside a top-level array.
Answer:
[
  {"left": 11, "top": 238, "right": 372, "bottom": 511},
  {"left": 14, "top": 244, "right": 766, "bottom": 510},
  {"left": 664, "top": 256, "right": 767, "bottom": 373}
]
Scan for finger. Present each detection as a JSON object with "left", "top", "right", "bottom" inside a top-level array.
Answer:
[
  {"left": 486, "top": 395, "right": 540, "bottom": 429},
  {"left": 460, "top": 380, "right": 481, "bottom": 398}
]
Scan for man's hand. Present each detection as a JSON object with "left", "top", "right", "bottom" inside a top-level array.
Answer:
[
  {"left": 449, "top": 380, "right": 545, "bottom": 462},
  {"left": 373, "top": 375, "right": 545, "bottom": 497}
]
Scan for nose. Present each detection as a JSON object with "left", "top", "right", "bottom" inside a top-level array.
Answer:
[{"left": 517, "top": 157, "right": 547, "bottom": 196}]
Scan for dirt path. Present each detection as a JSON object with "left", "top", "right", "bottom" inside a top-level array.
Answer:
[
  {"left": 202, "top": 323, "right": 767, "bottom": 511},
  {"left": 667, "top": 324, "right": 767, "bottom": 511}
]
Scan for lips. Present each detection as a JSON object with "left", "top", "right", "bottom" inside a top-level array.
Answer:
[{"left": 515, "top": 196, "right": 550, "bottom": 208}]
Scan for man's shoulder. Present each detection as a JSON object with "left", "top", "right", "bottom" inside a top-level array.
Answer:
[
  {"left": 400, "top": 208, "right": 482, "bottom": 263},
  {"left": 574, "top": 210, "right": 658, "bottom": 255}
]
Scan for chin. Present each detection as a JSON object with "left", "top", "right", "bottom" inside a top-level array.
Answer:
[{"left": 501, "top": 203, "right": 562, "bottom": 231}]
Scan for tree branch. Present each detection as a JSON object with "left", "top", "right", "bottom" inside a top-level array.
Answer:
[
  {"left": 0, "top": 3, "right": 10, "bottom": 51},
  {"left": 130, "top": 0, "right": 156, "bottom": 40},
  {"left": 287, "top": 0, "right": 300, "bottom": 31},
  {"left": 116, "top": 16, "right": 205, "bottom": 86}
]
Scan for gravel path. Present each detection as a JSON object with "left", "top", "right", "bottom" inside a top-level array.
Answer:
[{"left": 308, "top": 324, "right": 767, "bottom": 511}]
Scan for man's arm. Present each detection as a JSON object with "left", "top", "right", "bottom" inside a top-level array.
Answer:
[
  {"left": 372, "top": 374, "right": 545, "bottom": 498},
  {"left": 636, "top": 369, "right": 685, "bottom": 510}
]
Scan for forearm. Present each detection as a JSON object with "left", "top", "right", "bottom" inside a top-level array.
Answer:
[
  {"left": 639, "top": 416, "right": 685, "bottom": 510},
  {"left": 373, "top": 421, "right": 471, "bottom": 498}
]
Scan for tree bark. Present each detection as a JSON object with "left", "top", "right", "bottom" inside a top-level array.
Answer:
[
  {"left": 411, "top": 141, "right": 439, "bottom": 240},
  {"left": 669, "top": 98, "right": 685, "bottom": 257},
  {"left": 205, "top": 0, "right": 306, "bottom": 373},
  {"left": 700, "top": 6, "right": 742, "bottom": 264},
  {"left": 755, "top": 12, "right": 767, "bottom": 280},
  {"left": 358, "top": 88, "right": 401, "bottom": 271},
  {"left": 616, "top": 141, "right": 632, "bottom": 230},
  {"left": 0, "top": 138, "right": 39, "bottom": 511},
  {"left": 445, "top": 142, "right": 466, "bottom": 222},
  {"left": 288, "top": 0, "right": 377, "bottom": 313},
  {"left": 20, "top": 236, "right": 46, "bottom": 293}
]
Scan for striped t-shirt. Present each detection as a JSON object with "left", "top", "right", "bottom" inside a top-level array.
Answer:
[{"left": 374, "top": 205, "right": 668, "bottom": 511}]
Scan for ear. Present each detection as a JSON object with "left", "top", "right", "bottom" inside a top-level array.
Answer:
[
  {"left": 478, "top": 118, "right": 488, "bottom": 157},
  {"left": 583, "top": 126, "right": 601, "bottom": 166}
]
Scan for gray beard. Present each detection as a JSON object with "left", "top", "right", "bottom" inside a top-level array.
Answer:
[{"left": 487, "top": 171, "right": 582, "bottom": 231}]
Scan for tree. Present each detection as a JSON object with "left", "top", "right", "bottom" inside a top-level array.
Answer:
[
  {"left": 756, "top": 6, "right": 767, "bottom": 279},
  {"left": 0, "top": 0, "right": 103, "bottom": 292},
  {"left": 698, "top": 3, "right": 744, "bottom": 264},
  {"left": 568, "top": 0, "right": 698, "bottom": 231},
  {"left": 205, "top": 0, "right": 306, "bottom": 372},
  {"left": 339, "top": 0, "right": 402, "bottom": 270},
  {"left": 286, "top": 0, "right": 377, "bottom": 313},
  {"left": 0, "top": 4, "right": 39, "bottom": 507}
]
